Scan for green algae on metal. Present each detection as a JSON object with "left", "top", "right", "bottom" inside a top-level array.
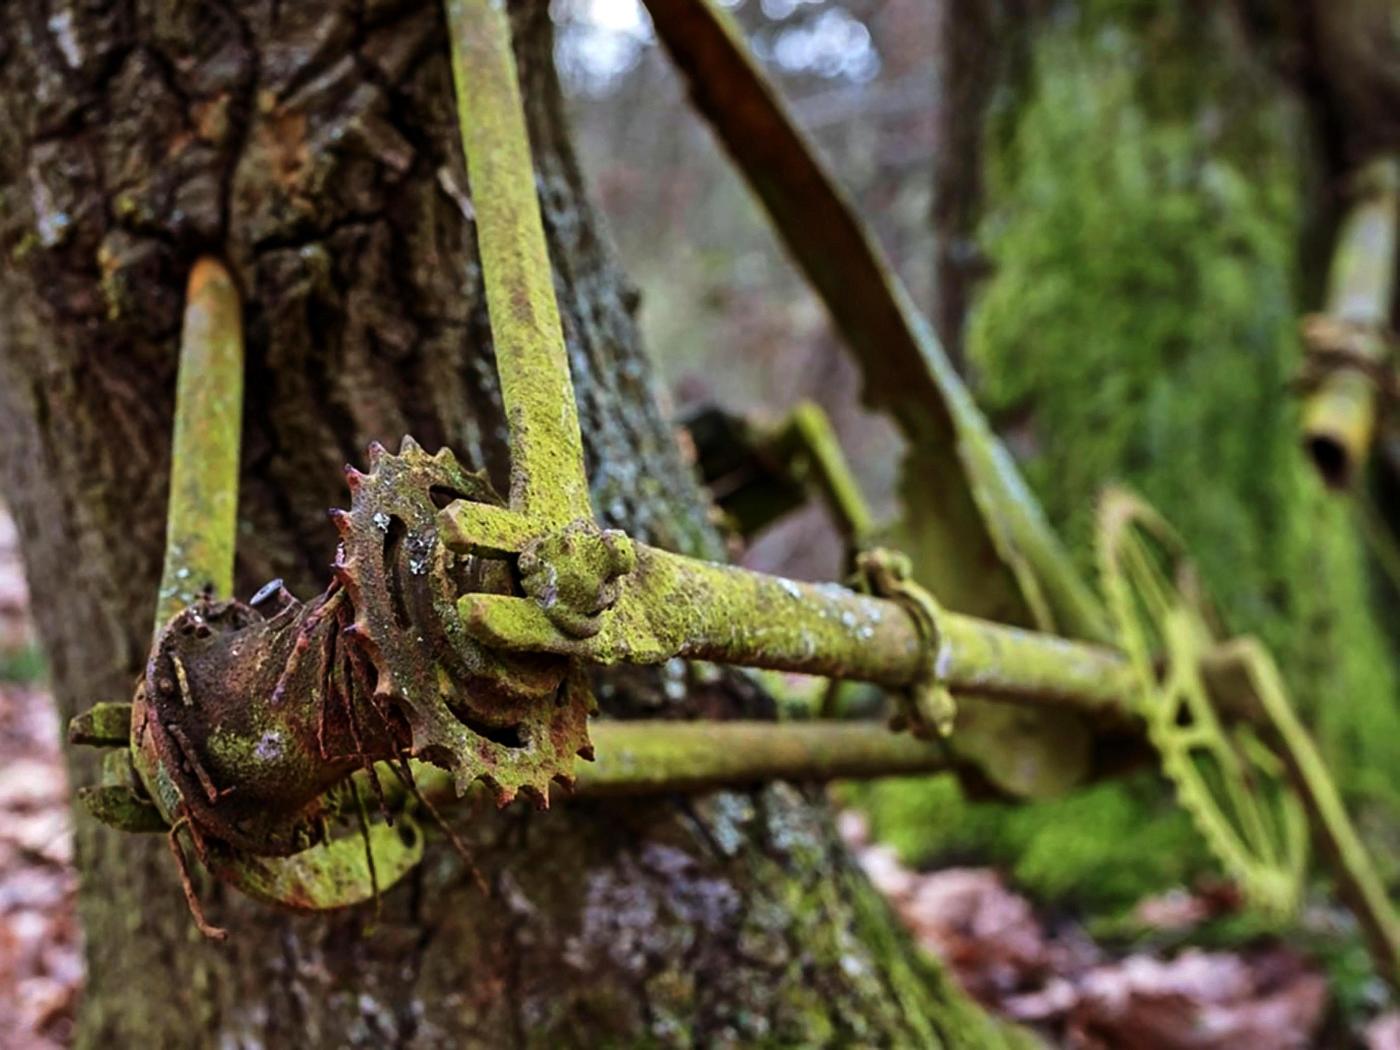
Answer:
[
  {"left": 950, "top": 7, "right": 1400, "bottom": 902},
  {"left": 135, "top": 256, "right": 248, "bottom": 846},
  {"left": 68, "top": 700, "right": 136, "bottom": 747},
  {"left": 203, "top": 812, "right": 425, "bottom": 912},
  {"left": 84, "top": 719, "right": 948, "bottom": 824},
  {"left": 640, "top": 0, "right": 1113, "bottom": 797},
  {"left": 446, "top": 0, "right": 591, "bottom": 527},
  {"left": 1206, "top": 637, "right": 1400, "bottom": 988},
  {"left": 77, "top": 785, "right": 168, "bottom": 833},
  {"left": 1098, "top": 488, "right": 1308, "bottom": 920},
  {"left": 153, "top": 257, "right": 244, "bottom": 633},
  {"left": 575, "top": 722, "right": 951, "bottom": 795},
  {"left": 378, "top": 721, "right": 952, "bottom": 804},
  {"left": 71, "top": 0, "right": 1381, "bottom": 951},
  {"left": 123, "top": 257, "right": 428, "bottom": 916},
  {"left": 776, "top": 401, "right": 876, "bottom": 546},
  {"left": 457, "top": 540, "right": 923, "bottom": 681},
  {"left": 457, "top": 536, "right": 1132, "bottom": 717}
]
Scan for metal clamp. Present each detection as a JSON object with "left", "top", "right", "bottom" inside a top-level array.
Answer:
[{"left": 856, "top": 549, "right": 956, "bottom": 739}]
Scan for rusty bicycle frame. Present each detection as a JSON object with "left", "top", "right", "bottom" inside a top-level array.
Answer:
[{"left": 68, "top": 0, "right": 1400, "bottom": 985}]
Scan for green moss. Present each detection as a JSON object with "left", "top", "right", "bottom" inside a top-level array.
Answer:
[
  {"left": 0, "top": 642, "right": 45, "bottom": 683},
  {"left": 740, "top": 783, "right": 1037, "bottom": 1048},
  {"left": 860, "top": 1, "right": 1400, "bottom": 913},
  {"left": 857, "top": 773, "right": 1208, "bottom": 914},
  {"left": 969, "top": 4, "right": 1400, "bottom": 784}
]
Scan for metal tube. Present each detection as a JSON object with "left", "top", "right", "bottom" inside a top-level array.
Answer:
[
  {"left": 938, "top": 614, "right": 1131, "bottom": 713},
  {"left": 656, "top": 553, "right": 926, "bottom": 682},
  {"left": 401, "top": 721, "right": 954, "bottom": 802},
  {"left": 154, "top": 258, "right": 244, "bottom": 632},
  {"left": 781, "top": 401, "right": 876, "bottom": 544},
  {"left": 446, "top": 0, "right": 592, "bottom": 526},
  {"left": 660, "top": 552, "right": 1132, "bottom": 712},
  {"left": 92, "top": 713, "right": 954, "bottom": 820},
  {"left": 1301, "top": 159, "right": 1398, "bottom": 489},
  {"left": 460, "top": 542, "right": 1133, "bottom": 718}
]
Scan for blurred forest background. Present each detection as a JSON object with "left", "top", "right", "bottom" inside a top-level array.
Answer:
[{"left": 2, "top": 0, "right": 1399, "bottom": 1045}]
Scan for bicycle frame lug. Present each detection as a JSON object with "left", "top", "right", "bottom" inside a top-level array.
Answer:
[{"left": 518, "top": 519, "right": 636, "bottom": 639}]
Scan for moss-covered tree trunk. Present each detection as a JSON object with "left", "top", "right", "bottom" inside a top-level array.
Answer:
[
  {"left": 891, "top": 0, "right": 1400, "bottom": 906},
  {"left": 959, "top": 0, "right": 1400, "bottom": 781},
  {"left": 0, "top": 2, "right": 1019, "bottom": 1046}
]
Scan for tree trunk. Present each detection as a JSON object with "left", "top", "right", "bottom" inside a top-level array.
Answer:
[
  {"left": 0, "top": 1, "right": 1027, "bottom": 1046},
  {"left": 961, "top": 0, "right": 1400, "bottom": 783},
  {"left": 881, "top": 0, "right": 1400, "bottom": 910}
]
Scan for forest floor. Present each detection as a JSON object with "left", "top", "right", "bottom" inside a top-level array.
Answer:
[
  {"left": 0, "top": 506, "right": 80, "bottom": 1049},
  {"left": 0, "top": 501, "right": 1396, "bottom": 1049}
]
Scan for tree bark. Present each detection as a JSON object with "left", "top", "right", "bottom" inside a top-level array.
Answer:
[{"left": 0, "top": 1, "right": 1020, "bottom": 1045}]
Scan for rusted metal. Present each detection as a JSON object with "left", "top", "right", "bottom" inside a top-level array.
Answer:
[
  {"left": 120, "top": 257, "right": 428, "bottom": 921},
  {"left": 70, "top": 4, "right": 1388, "bottom": 968},
  {"left": 53, "top": 5, "right": 1105, "bottom": 859},
  {"left": 329, "top": 439, "right": 589, "bottom": 805},
  {"left": 135, "top": 593, "right": 398, "bottom": 854}
]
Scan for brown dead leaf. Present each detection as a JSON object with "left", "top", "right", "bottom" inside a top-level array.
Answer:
[
  {"left": 899, "top": 867, "right": 1054, "bottom": 1000},
  {"left": 843, "top": 811, "right": 1330, "bottom": 1049},
  {"left": 1133, "top": 882, "right": 1243, "bottom": 933},
  {"left": 1064, "top": 949, "right": 1327, "bottom": 1050}
]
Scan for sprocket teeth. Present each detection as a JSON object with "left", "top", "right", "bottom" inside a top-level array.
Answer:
[
  {"left": 477, "top": 773, "right": 511, "bottom": 807},
  {"left": 1098, "top": 490, "right": 1304, "bottom": 917},
  {"left": 519, "top": 784, "right": 549, "bottom": 811},
  {"left": 552, "top": 772, "right": 577, "bottom": 794},
  {"left": 367, "top": 441, "right": 387, "bottom": 467},
  {"left": 576, "top": 743, "right": 596, "bottom": 762},
  {"left": 335, "top": 443, "right": 586, "bottom": 812},
  {"left": 328, "top": 507, "right": 352, "bottom": 537}
]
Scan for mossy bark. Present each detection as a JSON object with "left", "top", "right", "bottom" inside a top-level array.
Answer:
[
  {"left": 965, "top": 1, "right": 1400, "bottom": 790},
  {"left": 0, "top": 2, "right": 1021, "bottom": 1046},
  {"left": 865, "top": 0, "right": 1400, "bottom": 914}
]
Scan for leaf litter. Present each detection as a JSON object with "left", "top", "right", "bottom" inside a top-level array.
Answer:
[{"left": 0, "top": 503, "right": 81, "bottom": 1048}]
